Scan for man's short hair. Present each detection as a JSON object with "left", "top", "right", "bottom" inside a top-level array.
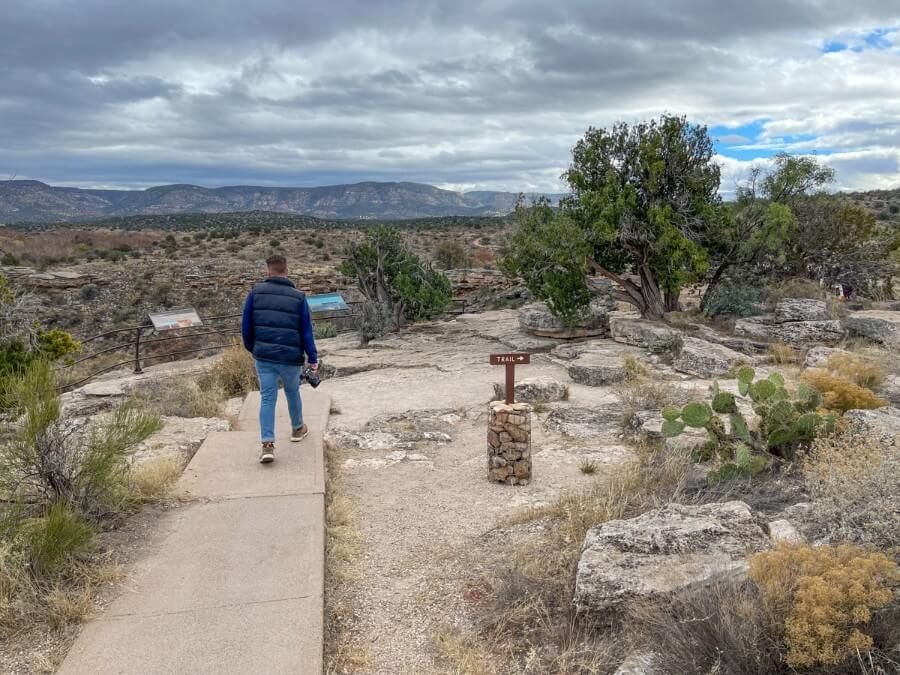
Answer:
[{"left": 266, "top": 254, "right": 287, "bottom": 274}]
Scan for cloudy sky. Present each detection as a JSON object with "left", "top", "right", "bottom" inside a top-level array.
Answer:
[{"left": 2, "top": 0, "right": 900, "bottom": 194}]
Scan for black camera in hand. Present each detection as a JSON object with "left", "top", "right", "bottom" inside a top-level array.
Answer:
[{"left": 301, "top": 365, "right": 321, "bottom": 388}]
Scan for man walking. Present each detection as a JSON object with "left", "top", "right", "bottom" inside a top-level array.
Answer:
[{"left": 241, "top": 254, "right": 318, "bottom": 463}]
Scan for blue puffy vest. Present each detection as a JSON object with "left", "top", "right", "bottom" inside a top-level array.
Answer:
[{"left": 249, "top": 277, "right": 309, "bottom": 365}]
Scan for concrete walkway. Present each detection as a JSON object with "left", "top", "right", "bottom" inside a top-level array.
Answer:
[{"left": 58, "top": 388, "right": 330, "bottom": 675}]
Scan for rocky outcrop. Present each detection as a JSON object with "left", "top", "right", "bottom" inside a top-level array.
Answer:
[
  {"left": 733, "top": 316, "right": 845, "bottom": 347},
  {"left": 673, "top": 337, "right": 746, "bottom": 378},
  {"left": 803, "top": 345, "right": 850, "bottom": 368},
  {"left": 567, "top": 354, "right": 627, "bottom": 386},
  {"left": 774, "top": 298, "right": 828, "bottom": 323},
  {"left": 843, "top": 407, "right": 900, "bottom": 447},
  {"left": 610, "top": 318, "right": 682, "bottom": 353},
  {"left": 878, "top": 374, "right": 900, "bottom": 406},
  {"left": 519, "top": 297, "right": 613, "bottom": 338},
  {"left": 846, "top": 310, "right": 900, "bottom": 346},
  {"left": 493, "top": 376, "right": 569, "bottom": 403},
  {"left": 544, "top": 405, "right": 623, "bottom": 439},
  {"left": 574, "top": 501, "right": 770, "bottom": 615}
]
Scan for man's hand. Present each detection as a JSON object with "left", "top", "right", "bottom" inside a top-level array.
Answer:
[{"left": 309, "top": 363, "right": 319, "bottom": 373}]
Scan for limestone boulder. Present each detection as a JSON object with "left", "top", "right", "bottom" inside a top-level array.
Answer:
[
  {"left": 493, "top": 376, "right": 569, "bottom": 403},
  {"left": 843, "top": 407, "right": 900, "bottom": 447},
  {"left": 878, "top": 374, "right": 900, "bottom": 406},
  {"left": 519, "top": 297, "right": 613, "bottom": 339},
  {"left": 574, "top": 501, "right": 770, "bottom": 615},
  {"left": 733, "top": 317, "right": 845, "bottom": 347},
  {"left": 846, "top": 310, "right": 900, "bottom": 346},
  {"left": 673, "top": 337, "right": 746, "bottom": 378},
  {"left": 567, "top": 354, "right": 627, "bottom": 386},
  {"left": 610, "top": 317, "right": 683, "bottom": 353},
  {"left": 774, "top": 298, "right": 828, "bottom": 323},
  {"left": 544, "top": 405, "right": 623, "bottom": 439},
  {"left": 803, "top": 345, "right": 850, "bottom": 368}
]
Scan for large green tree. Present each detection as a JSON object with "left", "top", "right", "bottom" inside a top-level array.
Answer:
[
  {"left": 699, "top": 154, "right": 834, "bottom": 311},
  {"left": 341, "top": 227, "right": 452, "bottom": 331},
  {"left": 504, "top": 115, "right": 720, "bottom": 320}
]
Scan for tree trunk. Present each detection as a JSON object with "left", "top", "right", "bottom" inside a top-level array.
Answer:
[
  {"left": 638, "top": 266, "right": 667, "bottom": 321},
  {"left": 699, "top": 262, "right": 730, "bottom": 312},
  {"left": 665, "top": 289, "right": 680, "bottom": 313}
]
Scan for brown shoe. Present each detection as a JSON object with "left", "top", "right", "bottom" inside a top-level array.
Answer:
[
  {"left": 260, "top": 442, "right": 275, "bottom": 463},
  {"left": 291, "top": 425, "right": 309, "bottom": 443}
]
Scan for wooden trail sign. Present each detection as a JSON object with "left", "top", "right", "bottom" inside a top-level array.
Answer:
[{"left": 490, "top": 352, "right": 531, "bottom": 404}]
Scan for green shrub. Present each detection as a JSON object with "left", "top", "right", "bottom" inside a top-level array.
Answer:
[
  {"left": 78, "top": 284, "right": 99, "bottom": 302},
  {"left": 663, "top": 367, "right": 835, "bottom": 482},
  {"left": 0, "top": 253, "right": 19, "bottom": 266},
  {"left": 313, "top": 322, "right": 338, "bottom": 339},
  {"left": 0, "top": 362, "right": 161, "bottom": 520},
  {"left": 269, "top": 239, "right": 281, "bottom": 248},
  {"left": 702, "top": 280, "right": 765, "bottom": 317},
  {"left": 433, "top": 240, "right": 472, "bottom": 270},
  {"left": 22, "top": 504, "right": 94, "bottom": 577}
]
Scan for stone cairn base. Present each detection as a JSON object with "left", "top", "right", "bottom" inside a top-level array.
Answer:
[{"left": 487, "top": 401, "right": 532, "bottom": 485}]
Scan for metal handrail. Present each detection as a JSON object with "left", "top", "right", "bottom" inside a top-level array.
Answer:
[
  {"left": 59, "top": 299, "right": 466, "bottom": 392},
  {"left": 58, "top": 313, "right": 243, "bottom": 392}
]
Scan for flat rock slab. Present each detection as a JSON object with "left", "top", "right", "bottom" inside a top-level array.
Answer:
[
  {"left": 493, "top": 376, "right": 569, "bottom": 403},
  {"left": 567, "top": 353, "right": 627, "bottom": 386},
  {"left": 846, "top": 310, "right": 900, "bottom": 346},
  {"left": 774, "top": 298, "right": 828, "bottom": 323},
  {"left": 734, "top": 317, "right": 845, "bottom": 347},
  {"left": 574, "top": 501, "right": 770, "bottom": 615},
  {"left": 673, "top": 336, "right": 746, "bottom": 378},
  {"left": 58, "top": 495, "right": 324, "bottom": 675},
  {"left": 610, "top": 317, "right": 683, "bottom": 353}
]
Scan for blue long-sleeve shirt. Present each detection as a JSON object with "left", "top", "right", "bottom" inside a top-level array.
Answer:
[{"left": 241, "top": 279, "right": 318, "bottom": 365}]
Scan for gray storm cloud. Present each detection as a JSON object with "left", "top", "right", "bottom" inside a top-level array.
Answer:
[{"left": 2, "top": 0, "right": 900, "bottom": 192}]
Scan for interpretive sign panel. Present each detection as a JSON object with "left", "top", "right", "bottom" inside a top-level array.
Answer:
[
  {"left": 307, "top": 293, "right": 350, "bottom": 315},
  {"left": 149, "top": 308, "right": 203, "bottom": 331}
]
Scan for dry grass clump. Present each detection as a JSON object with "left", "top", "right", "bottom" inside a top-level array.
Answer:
[
  {"left": 750, "top": 543, "right": 899, "bottom": 669},
  {"left": 434, "top": 625, "right": 500, "bottom": 675},
  {"left": 803, "top": 433, "right": 899, "bottom": 548},
  {"left": 824, "top": 353, "right": 886, "bottom": 390},
  {"left": 622, "top": 353, "right": 648, "bottom": 379},
  {"left": 129, "top": 458, "right": 183, "bottom": 502},
  {"left": 626, "top": 580, "right": 781, "bottom": 675},
  {"left": 482, "top": 448, "right": 691, "bottom": 672},
  {"left": 200, "top": 342, "right": 258, "bottom": 398},
  {"left": 323, "top": 440, "right": 368, "bottom": 673},
  {"left": 768, "top": 341, "right": 801, "bottom": 365},
  {"left": 129, "top": 378, "right": 224, "bottom": 418},
  {"left": 800, "top": 370, "right": 888, "bottom": 414},
  {"left": 614, "top": 379, "right": 698, "bottom": 430}
]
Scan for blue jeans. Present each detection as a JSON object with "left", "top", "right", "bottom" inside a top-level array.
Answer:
[{"left": 255, "top": 360, "right": 303, "bottom": 443}]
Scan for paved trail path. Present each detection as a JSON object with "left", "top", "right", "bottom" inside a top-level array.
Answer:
[{"left": 58, "top": 389, "right": 330, "bottom": 675}]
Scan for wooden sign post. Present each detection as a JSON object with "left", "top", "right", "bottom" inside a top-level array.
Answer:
[{"left": 490, "top": 352, "right": 530, "bottom": 404}]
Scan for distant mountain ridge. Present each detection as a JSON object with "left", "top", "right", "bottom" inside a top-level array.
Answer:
[{"left": 0, "top": 180, "right": 565, "bottom": 223}]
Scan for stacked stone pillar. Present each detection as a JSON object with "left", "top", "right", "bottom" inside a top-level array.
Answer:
[{"left": 487, "top": 401, "right": 532, "bottom": 485}]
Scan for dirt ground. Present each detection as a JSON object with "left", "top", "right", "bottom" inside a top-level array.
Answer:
[{"left": 320, "top": 311, "right": 648, "bottom": 674}]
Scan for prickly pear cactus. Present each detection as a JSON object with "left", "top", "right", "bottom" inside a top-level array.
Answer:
[{"left": 662, "top": 367, "right": 832, "bottom": 483}]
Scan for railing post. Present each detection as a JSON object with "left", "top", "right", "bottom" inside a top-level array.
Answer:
[{"left": 133, "top": 327, "right": 144, "bottom": 374}]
